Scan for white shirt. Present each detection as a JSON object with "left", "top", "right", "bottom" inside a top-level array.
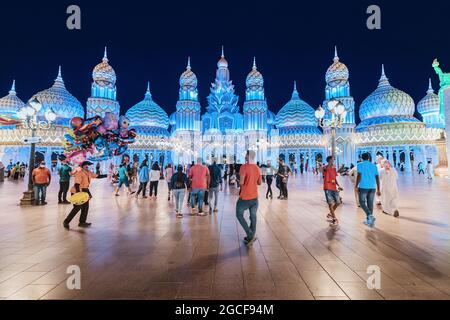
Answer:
[{"left": 150, "top": 170, "right": 160, "bottom": 182}]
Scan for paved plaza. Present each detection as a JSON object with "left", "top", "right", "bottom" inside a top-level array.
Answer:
[{"left": 0, "top": 173, "right": 449, "bottom": 300}]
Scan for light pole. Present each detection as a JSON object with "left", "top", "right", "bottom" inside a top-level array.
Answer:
[
  {"left": 315, "top": 98, "right": 346, "bottom": 160},
  {"left": 16, "top": 97, "right": 56, "bottom": 206}
]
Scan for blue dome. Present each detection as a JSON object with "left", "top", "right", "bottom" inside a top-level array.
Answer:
[
  {"left": 126, "top": 83, "right": 169, "bottom": 130},
  {"left": 179, "top": 57, "right": 198, "bottom": 89},
  {"left": 246, "top": 58, "right": 264, "bottom": 89},
  {"left": 93, "top": 47, "right": 116, "bottom": 86},
  {"left": 325, "top": 47, "right": 349, "bottom": 87},
  {"left": 275, "top": 83, "right": 318, "bottom": 129},
  {"left": 0, "top": 80, "right": 25, "bottom": 118},
  {"left": 31, "top": 67, "right": 84, "bottom": 125},
  {"left": 358, "top": 65, "right": 416, "bottom": 129},
  {"left": 417, "top": 79, "right": 439, "bottom": 116}
]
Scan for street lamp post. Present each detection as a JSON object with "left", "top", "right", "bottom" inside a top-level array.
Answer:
[
  {"left": 315, "top": 98, "right": 346, "bottom": 160},
  {"left": 17, "top": 97, "right": 56, "bottom": 206}
]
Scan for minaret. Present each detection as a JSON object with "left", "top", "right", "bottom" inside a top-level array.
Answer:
[
  {"left": 324, "top": 46, "right": 355, "bottom": 124},
  {"left": 244, "top": 56, "right": 268, "bottom": 131},
  {"left": 173, "top": 57, "right": 202, "bottom": 164},
  {"left": 323, "top": 46, "right": 356, "bottom": 166},
  {"left": 176, "top": 56, "right": 201, "bottom": 131},
  {"left": 86, "top": 47, "right": 120, "bottom": 118}
]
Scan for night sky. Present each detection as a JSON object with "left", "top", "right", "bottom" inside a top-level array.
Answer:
[{"left": 0, "top": 0, "right": 449, "bottom": 122}]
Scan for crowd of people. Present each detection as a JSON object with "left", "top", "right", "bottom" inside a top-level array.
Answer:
[{"left": 0, "top": 149, "right": 440, "bottom": 247}]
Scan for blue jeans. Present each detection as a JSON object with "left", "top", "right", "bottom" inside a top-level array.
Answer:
[
  {"left": 190, "top": 188, "right": 205, "bottom": 212},
  {"left": 173, "top": 189, "right": 185, "bottom": 213},
  {"left": 236, "top": 198, "right": 258, "bottom": 239},
  {"left": 359, "top": 188, "right": 375, "bottom": 218},
  {"left": 33, "top": 184, "right": 47, "bottom": 204},
  {"left": 208, "top": 187, "right": 219, "bottom": 211}
]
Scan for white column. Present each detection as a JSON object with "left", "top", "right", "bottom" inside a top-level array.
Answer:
[
  {"left": 388, "top": 146, "right": 393, "bottom": 163},
  {"left": 405, "top": 146, "right": 411, "bottom": 172}
]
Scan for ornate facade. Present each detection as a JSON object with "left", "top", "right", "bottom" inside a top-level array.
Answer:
[{"left": 0, "top": 47, "right": 448, "bottom": 175}]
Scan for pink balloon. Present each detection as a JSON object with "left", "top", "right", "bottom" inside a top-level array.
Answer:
[{"left": 66, "top": 150, "right": 87, "bottom": 165}]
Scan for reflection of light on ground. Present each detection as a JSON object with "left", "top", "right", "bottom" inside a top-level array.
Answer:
[{"left": 0, "top": 173, "right": 449, "bottom": 300}]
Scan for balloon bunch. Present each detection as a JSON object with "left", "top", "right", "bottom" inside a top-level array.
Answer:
[{"left": 63, "top": 112, "right": 136, "bottom": 165}]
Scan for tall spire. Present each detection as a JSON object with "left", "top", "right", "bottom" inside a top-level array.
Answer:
[
  {"left": 252, "top": 56, "right": 257, "bottom": 70},
  {"left": 187, "top": 56, "right": 191, "bottom": 70},
  {"left": 9, "top": 80, "right": 16, "bottom": 95},
  {"left": 427, "top": 78, "right": 434, "bottom": 94},
  {"left": 103, "top": 46, "right": 108, "bottom": 62},
  {"left": 145, "top": 81, "right": 152, "bottom": 99},
  {"left": 333, "top": 45, "right": 339, "bottom": 62},
  {"left": 54, "top": 66, "right": 65, "bottom": 88},
  {"left": 221, "top": 45, "right": 224, "bottom": 58},
  {"left": 292, "top": 81, "right": 299, "bottom": 99},
  {"left": 378, "top": 64, "right": 389, "bottom": 87}
]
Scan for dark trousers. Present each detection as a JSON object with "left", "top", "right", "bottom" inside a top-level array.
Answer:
[
  {"left": 149, "top": 181, "right": 159, "bottom": 196},
  {"left": 418, "top": 169, "right": 425, "bottom": 174},
  {"left": 266, "top": 175, "right": 273, "bottom": 198},
  {"left": 58, "top": 181, "right": 70, "bottom": 202},
  {"left": 204, "top": 190, "right": 209, "bottom": 205},
  {"left": 236, "top": 198, "right": 258, "bottom": 239},
  {"left": 64, "top": 198, "right": 90, "bottom": 225},
  {"left": 137, "top": 182, "right": 148, "bottom": 197},
  {"left": 280, "top": 181, "right": 288, "bottom": 198}
]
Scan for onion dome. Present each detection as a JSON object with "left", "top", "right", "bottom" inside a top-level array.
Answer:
[
  {"left": 0, "top": 80, "right": 25, "bottom": 118},
  {"left": 246, "top": 57, "right": 264, "bottom": 88},
  {"left": 418, "top": 79, "right": 439, "bottom": 115},
  {"left": 275, "top": 82, "right": 320, "bottom": 134},
  {"left": 31, "top": 66, "right": 84, "bottom": 123},
  {"left": 125, "top": 82, "right": 169, "bottom": 130},
  {"left": 217, "top": 46, "right": 228, "bottom": 68},
  {"left": 358, "top": 65, "right": 418, "bottom": 129},
  {"left": 179, "top": 57, "right": 198, "bottom": 89},
  {"left": 325, "top": 46, "right": 349, "bottom": 87},
  {"left": 92, "top": 47, "right": 116, "bottom": 86}
]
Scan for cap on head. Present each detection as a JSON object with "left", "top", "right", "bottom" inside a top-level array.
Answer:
[{"left": 81, "top": 161, "right": 93, "bottom": 167}]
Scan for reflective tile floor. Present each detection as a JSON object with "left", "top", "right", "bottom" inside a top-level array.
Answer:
[{"left": 0, "top": 172, "right": 449, "bottom": 300}]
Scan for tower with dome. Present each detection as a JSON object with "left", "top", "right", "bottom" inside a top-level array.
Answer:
[
  {"left": 171, "top": 57, "right": 202, "bottom": 164},
  {"left": 322, "top": 47, "right": 356, "bottom": 168},
  {"left": 86, "top": 47, "right": 120, "bottom": 118}
]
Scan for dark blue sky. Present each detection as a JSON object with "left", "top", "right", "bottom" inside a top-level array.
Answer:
[{"left": 0, "top": 0, "right": 449, "bottom": 121}]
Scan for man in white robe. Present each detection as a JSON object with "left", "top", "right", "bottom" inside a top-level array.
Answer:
[{"left": 379, "top": 160, "right": 400, "bottom": 217}]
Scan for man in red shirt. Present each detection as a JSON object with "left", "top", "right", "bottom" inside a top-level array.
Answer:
[
  {"left": 32, "top": 161, "right": 52, "bottom": 205},
  {"left": 236, "top": 150, "right": 262, "bottom": 247},
  {"left": 188, "top": 157, "right": 210, "bottom": 216},
  {"left": 323, "top": 156, "right": 342, "bottom": 226}
]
